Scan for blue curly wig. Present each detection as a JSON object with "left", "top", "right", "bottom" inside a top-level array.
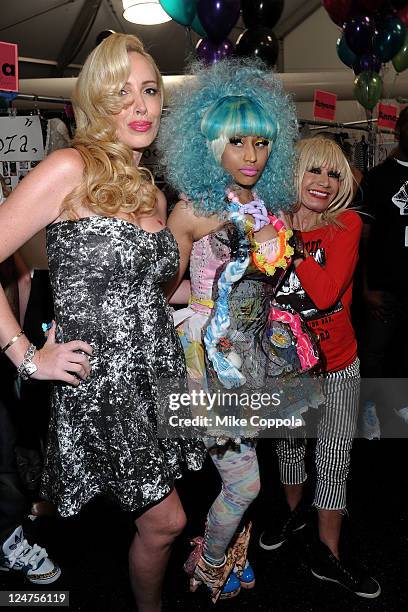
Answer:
[{"left": 158, "top": 57, "right": 298, "bottom": 216}]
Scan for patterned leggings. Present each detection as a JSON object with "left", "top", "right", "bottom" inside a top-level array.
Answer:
[{"left": 203, "top": 442, "right": 260, "bottom": 565}]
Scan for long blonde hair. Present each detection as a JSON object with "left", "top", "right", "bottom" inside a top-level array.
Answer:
[
  {"left": 64, "top": 33, "right": 163, "bottom": 218},
  {"left": 295, "top": 136, "right": 355, "bottom": 226}
]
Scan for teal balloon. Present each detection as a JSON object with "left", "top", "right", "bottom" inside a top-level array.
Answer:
[
  {"left": 191, "top": 13, "right": 207, "bottom": 37},
  {"left": 392, "top": 30, "right": 408, "bottom": 72},
  {"left": 336, "top": 34, "right": 357, "bottom": 68},
  {"left": 159, "top": 0, "right": 198, "bottom": 26},
  {"left": 353, "top": 71, "right": 383, "bottom": 110},
  {"left": 373, "top": 16, "right": 406, "bottom": 63}
]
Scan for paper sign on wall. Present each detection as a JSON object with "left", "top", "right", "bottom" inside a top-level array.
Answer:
[
  {"left": 313, "top": 90, "right": 337, "bottom": 121},
  {"left": 377, "top": 103, "right": 398, "bottom": 130},
  {"left": 0, "top": 116, "right": 44, "bottom": 162},
  {"left": 0, "top": 41, "right": 18, "bottom": 92},
  {"left": 0, "top": 116, "right": 44, "bottom": 191}
]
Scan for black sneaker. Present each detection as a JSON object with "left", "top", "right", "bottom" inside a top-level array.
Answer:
[
  {"left": 310, "top": 540, "right": 381, "bottom": 599},
  {"left": 259, "top": 502, "right": 308, "bottom": 551}
]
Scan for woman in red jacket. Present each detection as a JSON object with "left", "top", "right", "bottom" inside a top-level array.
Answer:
[{"left": 259, "top": 136, "right": 381, "bottom": 599}]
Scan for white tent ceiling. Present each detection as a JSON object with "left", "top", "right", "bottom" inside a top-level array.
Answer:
[
  {"left": 2, "top": 2, "right": 406, "bottom": 120},
  {"left": 1, "top": 0, "right": 316, "bottom": 78}
]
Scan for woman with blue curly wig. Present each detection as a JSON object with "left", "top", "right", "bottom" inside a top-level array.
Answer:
[{"left": 158, "top": 58, "right": 319, "bottom": 603}]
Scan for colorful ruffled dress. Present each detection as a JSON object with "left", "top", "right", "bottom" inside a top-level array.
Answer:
[{"left": 175, "top": 216, "right": 320, "bottom": 444}]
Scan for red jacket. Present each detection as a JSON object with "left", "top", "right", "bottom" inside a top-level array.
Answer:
[{"left": 276, "top": 210, "right": 362, "bottom": 372}]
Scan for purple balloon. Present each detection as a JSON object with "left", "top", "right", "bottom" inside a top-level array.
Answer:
[
  {"left": 196, "top": 37, "right": 235, "bottom": 64},
  {"left": 353, "top": 52, "right": 382, "bottom": 74},
  {"left": 197, "top": 0, "right": 240, "bottom": 44},
  {"left": 344, "top": 15, "right": 375, "bottom": 55}
]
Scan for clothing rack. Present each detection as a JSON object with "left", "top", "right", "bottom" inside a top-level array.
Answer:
[
  {"left": 0, "top": 92, "right": 71, "bottom": 109},
  {"left": 300, "top": 117, "right": 370, "bottom": 132},
  {"left": 298, "top": 117, "right": 396, "bottom": 171},
  {"left": 299, "top": 117, "right": 394, "bottom": 134},
  {"left": 14, "top": 93, "right": 71, "bottom": 105}
]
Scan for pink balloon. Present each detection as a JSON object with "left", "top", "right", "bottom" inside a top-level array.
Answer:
[{"left": 398, "top": 6, "right": 408, "bottom": 27}]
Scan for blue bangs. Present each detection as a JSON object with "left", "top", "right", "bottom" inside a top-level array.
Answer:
[
  {"left": 158, "top": 57, "right": 298, "bottom": 216},
  {"left": 201, "top": 95, "right": 278, "bottom": 142}
]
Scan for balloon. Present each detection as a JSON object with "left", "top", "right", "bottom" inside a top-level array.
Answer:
[
  {"left": 322, "top": 0, "right": 354, "bottom": 27},
  {"left": 197, "top": 0, "right": 240, "bottom": 43},
  {"left": 344, "top": 15, "right": 375, "bottom": 55},
  {"left": 236, "top": 27, "right": 279, "bottom": 67},
  {"left": 353, "top": 70, "right": 383, "bottom": 109},
  {"left": 353, "top": 52, "right": 382, "bottom": 73},
  {"left": 95, "top": 30, "right": 115, "bottom": 46},
  {"left": 359, "top": 0, "right": 387, "bottom": 12},
  {"left": 398, "top": 6, "right": 408, "bottom": 27},
  {"left": 159, "top": 0, "right": 197, "bottom": 26},
  {"left": 373, "top": 16, "right": 406, "bottom": 62},
  {"left": 196, "top": 37, "right": 235, "bottom": 64},
  {"left": 241, "top": 0, "right": 284, "bottom": 30},
  {"left": 336, "top": 34, "right": 357, "bottom": 67},
  {"left": 191, "top": 13, "right": 207, "bottom": 37},
  {"left": 392, "top": 30, "right": 408, "bottom": 71},
  {"left": 391, "top": 0, "right": 408, "bottom": 10}
]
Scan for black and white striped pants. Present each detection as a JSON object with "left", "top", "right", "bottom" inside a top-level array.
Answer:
[{"left": 276, "top": 358, "right": 360, "bottom": 510}]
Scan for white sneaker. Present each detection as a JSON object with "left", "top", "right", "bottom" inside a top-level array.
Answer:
[
  {"left": 359, "top": 401, "right": 380, "bottom": 440},
  {"left": 0, "top": 526, "right": 61, "bottom": 584},
  {"left": 394, "top": 406, "right": 408, "bottom": 425}
]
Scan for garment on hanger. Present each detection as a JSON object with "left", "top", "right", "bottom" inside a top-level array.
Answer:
[
  {"left": 352, "top": 136, "right": 368, "bottom": 173},
  {"left": 45, "top": 118, "right": 71, "bottom": 155}
]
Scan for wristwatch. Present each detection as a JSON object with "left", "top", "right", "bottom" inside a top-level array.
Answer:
[{"left": 17, "top": 344, "right": 38, "bottom": 380}]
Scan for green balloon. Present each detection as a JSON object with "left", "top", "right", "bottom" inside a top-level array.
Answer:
[
  {"left": 353, "top": 71, "right": 383, "bottom": 111},
  {"left": 392, "top": 31, "right": 408, "bottom": 73},
  {"left": 159, "top": 0, "right": 198, "bottom": 26}
]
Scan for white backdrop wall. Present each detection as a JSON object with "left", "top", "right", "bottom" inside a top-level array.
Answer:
[{"left": 284, "top": 7, "right": 344, "bottom": 73}]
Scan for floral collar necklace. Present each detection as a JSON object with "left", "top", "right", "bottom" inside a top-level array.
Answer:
[{"left": 226, "top": 188, "right": 293, "bottom": 276}]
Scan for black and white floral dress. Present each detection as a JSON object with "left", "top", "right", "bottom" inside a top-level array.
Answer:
[{"left": 41, "top": 216, "right": 205, "bottom": 517}]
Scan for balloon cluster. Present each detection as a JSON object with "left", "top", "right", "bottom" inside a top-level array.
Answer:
[
  {"left": 235, "top": 0, "right": 283, "bottom": 67},
  {"left": 159, "top": 0, "right": 283, "bottom": 67},
  {"left": 323, "top": 1, "right": 408, "bottom": 110}
]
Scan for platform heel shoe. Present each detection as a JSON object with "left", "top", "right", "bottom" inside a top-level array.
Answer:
[
  {"left": 183, "top": 536, "right": 240, "bottom": 603},
  {"left": 231, "top": 522, "right": 255, "bottom": 589}
]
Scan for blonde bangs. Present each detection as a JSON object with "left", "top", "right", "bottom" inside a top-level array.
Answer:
[
  {"left": 296, "top": 136, "right": 354, "bottom": 225},
  {"left": 64, "top": 33, "right": 162, "bottom": 219}
]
